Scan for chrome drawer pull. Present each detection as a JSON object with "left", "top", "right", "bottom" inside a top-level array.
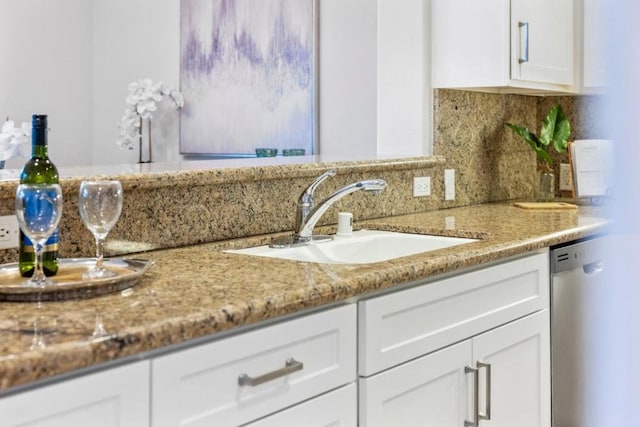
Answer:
[
  {"left": 238, "top": 358, "right": 304, "bottom": 387},
  {"left": 478, "top": 362, "right": 492, "bottom": 420},
  {"left": 519, "top": 21, "right": 529, "bottom": 63},
  {"left": 465, "top": 365, "right": 479, "bottom": 427}
]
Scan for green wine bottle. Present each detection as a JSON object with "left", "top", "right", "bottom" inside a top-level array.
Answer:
[{"left": 19, "top": 114, "right": 60, "bottom": 277}]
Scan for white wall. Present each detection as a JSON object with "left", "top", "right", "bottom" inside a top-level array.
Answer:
[
  {"left": 0, "top": 0, "right": 93, "bottom": 168},
  {"left": 319, "top": 0, "right": 432, "bottom": 158},
  {"left": 92, "top": 0, "right": 180, "bottom": 165},
  {"left": 377, "top": 0, "right": 431, "bottom": 156},
  {"left": 1, "top": 0, "right": 430, "bottom": 167},
  {"left": 318, "top": 0, "right": 378, "bottom": 158}
]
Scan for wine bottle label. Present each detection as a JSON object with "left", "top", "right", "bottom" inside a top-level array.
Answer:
[{"left": 21, "top": 230, "right": 59, "bottom": 252}]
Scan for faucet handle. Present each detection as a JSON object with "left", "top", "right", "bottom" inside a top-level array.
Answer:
[{"left": 302, "top": 169, "right": 336, "bottom": 201}]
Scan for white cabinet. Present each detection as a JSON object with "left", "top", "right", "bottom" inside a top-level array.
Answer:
[
  {"left": 151, "top": 304, "right": 357, "bottom": 427},
  {"left": 578, "top": 0, "right": 608, "bottom": 91},
  {"left": 473, "top": 310, "right": 550, "bottom": 427},
  {"left": 0, "top": 361, "right": 150, "bottom": 427},
  {"left": 359, "top": 252, "right": 550, "bottom": 427},
  {"left": 360, "top": 340, "right": 471, "bottom": 426},
  {"left": 432, "top": 0, "right": 574, "bottom": 93},
  {"left": 360, "top": 311, "right": 550, "bottom": 427},
  {"left": 246, "top": 384, "right": 357, "bottom": 427},
  {"left": 359, "top": 252, "right": 549, "bottom": 376}
]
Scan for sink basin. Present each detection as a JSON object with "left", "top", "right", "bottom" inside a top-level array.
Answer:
[{"left": 226, "top": 230, "right": 478, "bottom": 264}]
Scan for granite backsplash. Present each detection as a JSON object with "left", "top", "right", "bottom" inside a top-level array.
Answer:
[
  {"left": 433, "top": 89, "right": 608, "bottom": 205},
  {"left": 0, "top": 158, "right": 448, "bottom": 263},
  {"left": 0, "top": 90, "right": 606, "bottom": 264}
]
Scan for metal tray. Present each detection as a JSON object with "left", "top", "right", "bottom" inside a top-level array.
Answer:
[{"left": 0, "top": 258, "right": 153, "bottom": 302}]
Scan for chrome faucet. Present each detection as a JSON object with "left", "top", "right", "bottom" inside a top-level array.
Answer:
[
  {"left": 271, "top": 170, "right": 387, "bottom": 248},
  {"left": 295, "top": 169, "right": 336, "bottom": 234}
]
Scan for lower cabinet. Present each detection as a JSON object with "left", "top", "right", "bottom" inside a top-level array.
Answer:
[
  {"left": 359, "top": 310, "right": 550, "bottom": 427},
  {"left": 246, "top": 383, "right": 357, "bottom": 427},
  {"left": 474, "top": 310, "right": 550, "bottom": 427},
  {"left": 0, "top": 361, "right": 150, "bottom": 427},
  {"left": 0, "top": 251, "right": 552, "bottom": 427},
  {"left": 358, "top": 251, "right": 550, "bottom": 427},
  {"left": 360, "top": 339, "right": 471, "bottom": 426}
]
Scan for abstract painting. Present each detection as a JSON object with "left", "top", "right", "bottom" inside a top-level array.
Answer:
[{"left": 180, "top": 0, "right": 316, "bottom": 156}]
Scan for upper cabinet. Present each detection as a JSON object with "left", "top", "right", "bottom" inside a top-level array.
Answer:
[
  {"left": 579, "top": 0, "right": 608, "bottom": 91},
  {"left": 432, "top": 0, "right": 575, "bottom": 94}
]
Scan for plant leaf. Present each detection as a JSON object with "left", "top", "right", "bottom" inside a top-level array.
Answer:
[
  {"left": 505, "top": 122, "right": 552, "bottom": 165},
  {"left": 540, "top": 105, "right": 559, "bottom": 146},
  {"left": 533, "top": 145, "right": 553, "bottom": 165},
  {"left": 505, "top": 123, "right": 541, "bottom": 151},
  {"left": 552, "top": 106, "right": 571, "bottom": 153}
]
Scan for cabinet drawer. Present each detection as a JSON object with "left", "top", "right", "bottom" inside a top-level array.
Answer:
[
  {"left": 359, "top": 251, "right": 549, "bottom": 375},
  {"left": 246, "top": 383, "right": 357, "bottom": 427},
  {"left": 0, "top": 361, "right": 150, "bottom": 427},
  {"left": 152, "top": 304, "right": 356, "bottom": 427}
]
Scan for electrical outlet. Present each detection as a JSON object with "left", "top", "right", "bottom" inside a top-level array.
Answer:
[
  {"left": 0, "top": 215, "right": 19, "bottom": 249},
  {"left": 444, "top": 169, "right": 455, "bottom": 201},
  {"left": 413, "top": 176, "right": 431, "bottom": 197},
  {"left": 559, "top": 163, "right": 573, "bottom": 191}
]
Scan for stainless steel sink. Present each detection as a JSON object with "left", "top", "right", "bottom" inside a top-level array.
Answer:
[{"left": 226, "top": 230, "right": 478, "bottom": 264}]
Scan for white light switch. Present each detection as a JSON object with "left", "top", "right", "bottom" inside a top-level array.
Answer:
[{"left": 444, "top": 169, "right": 455, "bottom": 201}]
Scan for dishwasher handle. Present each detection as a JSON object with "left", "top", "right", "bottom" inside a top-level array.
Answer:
[{"left": 583, "top": 261, "right": 604, "bottom": 275}]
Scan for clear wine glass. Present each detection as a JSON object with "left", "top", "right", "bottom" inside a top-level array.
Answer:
[
  {"left": 78, "top": 180, "right": 123, "bottom": 280},
  {"left": 14, "top": 183, "right": 64, "bottom": 287}
]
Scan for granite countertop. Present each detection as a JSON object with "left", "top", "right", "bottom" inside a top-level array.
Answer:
[{"left": 0, "top": 202, "right": 608, "bottom": 394}]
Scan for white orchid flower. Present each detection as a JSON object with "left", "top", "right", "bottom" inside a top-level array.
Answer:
[
  {"left": 0, "top": 134, "right": 15, "bottom": 161},
  {"left": 117, "top": 78, "right": 184, "bottom": 151},
  {"left": 0, "top": 120, "right": 30, "bottom": 161}
]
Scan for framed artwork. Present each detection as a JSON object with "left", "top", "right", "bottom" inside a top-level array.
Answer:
[{"left": 179, "top": 0, "right": 317, "bottom": 156}]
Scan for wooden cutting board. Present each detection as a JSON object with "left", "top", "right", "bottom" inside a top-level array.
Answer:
[{"left": 514, "top": 202, "right": 578, "bottom": 210}]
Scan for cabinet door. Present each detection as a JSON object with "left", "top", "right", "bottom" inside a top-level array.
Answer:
[
  {"left": 511, "top": 0, "right": 574, "bottom": 85},
  {"left": 359, "top": 340, "right": 472, "bottom": 427},
  {"left": 0, "top": 361, "right": 150, "bottom": 427},
  {"left": 432, "top": 0, "right": 509, "bottom": 88},
  {"left": 473, "top": 310, "right": 551, "bottom": 427},
  {"left": 583, "top": 0, "right": 608, "bottom": 88},
  {"left": 246, "top": 384, "right": 357, "bottom": 427}
]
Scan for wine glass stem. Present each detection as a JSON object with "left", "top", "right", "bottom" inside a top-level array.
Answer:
[
  {"left": 95, "top": 237, "right": 105, "bottom": 270},
  {"left": 33, "top": 243, "right": 46, "bottom": 283}
]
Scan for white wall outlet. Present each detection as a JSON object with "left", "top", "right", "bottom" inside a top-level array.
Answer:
[
  {"left": 0, "top": 215, "right": 19, "bottom": 249},
  {"left": 413, "top": 176, "right": 431, "bottom": 197},
  {"left": 444, "top": 169, "right": 455, "bottom": 201},
  {"left": 559, "top": 163, "right": 573, "bottom": 191}
]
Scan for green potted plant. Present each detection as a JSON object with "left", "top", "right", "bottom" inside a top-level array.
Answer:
[{"left": 505, "top": 105, "right": 571, "bottom": 201}]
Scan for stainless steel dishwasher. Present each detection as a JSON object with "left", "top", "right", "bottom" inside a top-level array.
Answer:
[{"left": 550, "top": 236, "right": 607, "bottom": 427}]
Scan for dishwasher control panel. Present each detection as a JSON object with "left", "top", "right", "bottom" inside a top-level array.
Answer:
[{"left": 550, "top": 237, "right": 605, "bottom": 273}]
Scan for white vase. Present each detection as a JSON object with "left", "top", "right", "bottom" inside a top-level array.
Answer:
[{"left": 138, "top": 118, "right": 153, "bottom": 164}]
